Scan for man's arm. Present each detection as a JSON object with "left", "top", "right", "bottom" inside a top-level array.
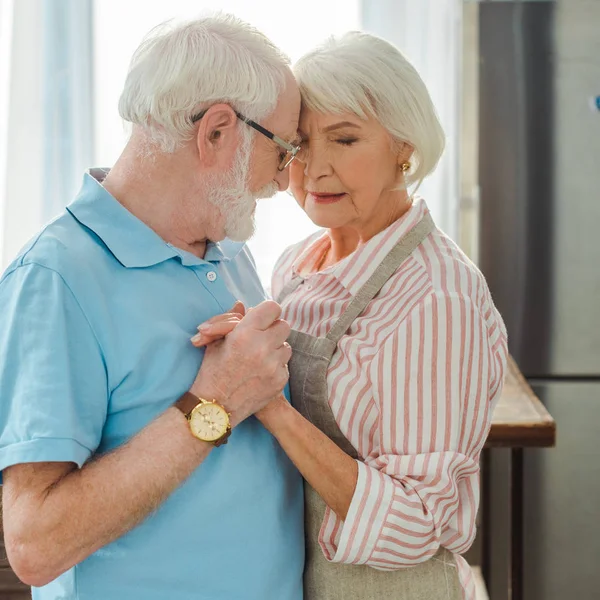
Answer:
[
  {"left": 2, "top": 407, "right": 211, "bottom": 587},
  {"left": 2, "top": 299, "right": 292, "bottom": 587}
]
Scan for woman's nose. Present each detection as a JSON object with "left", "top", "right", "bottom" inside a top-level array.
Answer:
[{"left": 303, "top": 146, "right": 332, "bottom": 180}]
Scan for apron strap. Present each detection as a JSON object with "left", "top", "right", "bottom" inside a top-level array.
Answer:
[
  {"left": 275, "top": 275, "right": 304, "bottom": 304},
  {"left": 326, "top": 212, "right": 435, "bottom": 345}
]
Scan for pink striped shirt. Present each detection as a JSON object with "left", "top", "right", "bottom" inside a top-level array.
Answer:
[{"left": 272, "top": 199, "right": 508, "bottom": 600}]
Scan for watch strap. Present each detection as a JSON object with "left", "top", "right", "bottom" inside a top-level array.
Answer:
[
  {"left": 175, "top": 391, "right": 202, "bottom": 417},
  {"left": 213, "top": 427, "right": 232, "bottom": 447}
]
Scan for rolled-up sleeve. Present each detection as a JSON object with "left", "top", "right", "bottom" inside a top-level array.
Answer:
[
  {"left": 0, "top": 263, "right": 108, "bottom": 475},
  {"left": 319, "top": 292, "right": 508, "bottom": 569}
]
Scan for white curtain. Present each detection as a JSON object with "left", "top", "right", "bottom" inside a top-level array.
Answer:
[
  {"left": 1, "top": 0, "right": 45, "bottom": 267},
  {"left": 42, "top": 0, "right": 94, "bottom": 221},
  {"left": 0, "top": 0, "right": 93, "bottom": 268},
  {"left": 0, "top": 0, "right": 14, "bottom": 265},
  {"left": 361, "top": 0, "right": 462, "bottom": 238}
]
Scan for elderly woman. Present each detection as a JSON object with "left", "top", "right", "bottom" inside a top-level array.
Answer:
[{"left": 197, "top": 32, "right": 507, "bottom": 600}]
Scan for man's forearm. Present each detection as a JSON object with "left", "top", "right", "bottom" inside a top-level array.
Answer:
[{"left": 3, "top": 406, "right": 212, "bottom": 586}]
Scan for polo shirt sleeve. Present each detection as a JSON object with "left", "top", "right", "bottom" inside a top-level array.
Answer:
[{"left": 0, "top": 263, "right": 108, "bottom": 475}]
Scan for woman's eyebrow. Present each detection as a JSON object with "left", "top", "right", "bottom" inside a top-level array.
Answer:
[{"left": 321, "top": 121, "right": 361, "bottom": 133}]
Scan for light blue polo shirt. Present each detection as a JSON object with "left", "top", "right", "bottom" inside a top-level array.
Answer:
[{"left": 0, "top": 170, "right": 304, "bottom": 600}]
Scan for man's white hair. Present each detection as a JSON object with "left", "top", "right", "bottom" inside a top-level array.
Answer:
[
  {"left": 294, "top": 31, "right": 445, "bottom": 190},
  {"left": 119, "top": 13, "right": 291, "bottom": 152}
]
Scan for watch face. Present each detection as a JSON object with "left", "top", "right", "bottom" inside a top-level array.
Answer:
[{"left": 189, "top": 402, "right": 229, "bottom": 442}]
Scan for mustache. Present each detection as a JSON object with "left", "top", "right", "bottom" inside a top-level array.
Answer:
[{"left": 254, "top": 182, "right": 278, "bottom": 200}]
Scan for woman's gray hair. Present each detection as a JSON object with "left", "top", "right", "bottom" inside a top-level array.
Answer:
[
  {"left": 294, "top": 31, "right": 445, "bottom": 190},
  {"left": 119, "top": 13, "right": 291, "bottom": 153}
]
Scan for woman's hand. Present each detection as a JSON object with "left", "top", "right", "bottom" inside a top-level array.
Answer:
[{"left": 190, "top": 301, "right": 246, "bottom": 347}]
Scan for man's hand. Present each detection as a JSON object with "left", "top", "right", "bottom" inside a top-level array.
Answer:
[{"left": 191, "top": 300, "right": 292, "bottom": 427}]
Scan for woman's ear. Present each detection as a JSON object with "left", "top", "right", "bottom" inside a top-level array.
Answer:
[
  {"left": 397, "top": 141, "right": 414, "bottom": 166},
  {"left": 391, "top": 141, "right": 415, "bottom": 188},
  {"left": 196, "top": 104, "right": 239, "bottom": 168}
]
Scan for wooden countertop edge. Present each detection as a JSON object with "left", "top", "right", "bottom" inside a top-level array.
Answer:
[
  {"left": 486, "top": 356, "right": 557, "bottom": 448},
  {"left": 507, "top": 355, "right": 552, "bottom": 420}
]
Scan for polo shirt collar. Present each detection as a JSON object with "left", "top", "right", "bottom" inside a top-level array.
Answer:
[{"left": 67, "top": 169, "right": 242, "bottom": 268}]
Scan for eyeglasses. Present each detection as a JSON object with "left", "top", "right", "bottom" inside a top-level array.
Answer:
[{"left": 191, "top": 109, "right": 301, "bottom": 171}]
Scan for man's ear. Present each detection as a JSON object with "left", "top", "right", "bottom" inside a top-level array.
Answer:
[{"left": 196, "top": 104, "right": 239, "bottom": 168}]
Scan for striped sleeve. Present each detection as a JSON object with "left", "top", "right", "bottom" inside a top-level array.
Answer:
[{"left": 320, "top": 292, "right": 506, "bottom": 569}]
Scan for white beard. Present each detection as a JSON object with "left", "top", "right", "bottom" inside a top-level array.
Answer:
[{"left": 206, "top": 132, "right": 279, "bottom": 242}]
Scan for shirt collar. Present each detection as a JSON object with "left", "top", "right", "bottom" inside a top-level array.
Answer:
[
  {"left": 67, "top": 169, "right": 242, "bottom": 268},
  {"left": 293, "top": 198, "right": 431, "bottom": 296}
]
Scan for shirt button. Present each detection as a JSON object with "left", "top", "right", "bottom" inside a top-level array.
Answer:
[{"left": 206, "top": 271, "right": 217, "bottom": 282}]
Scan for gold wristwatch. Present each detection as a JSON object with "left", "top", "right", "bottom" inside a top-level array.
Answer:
[{"left": 175, "top": 391, "right": 232, "bottom": 447}]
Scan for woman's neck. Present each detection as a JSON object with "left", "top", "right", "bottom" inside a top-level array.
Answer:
[{"left": 320, "top": 195, "right": 413, "bottom": 270}]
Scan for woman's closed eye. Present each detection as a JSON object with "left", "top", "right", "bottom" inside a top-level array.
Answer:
[{"left": 335, "top": 137, "right": 358, "bottom": 146}]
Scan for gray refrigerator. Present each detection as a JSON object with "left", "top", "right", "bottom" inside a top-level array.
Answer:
[{"left": 476, "top": 1, "right": 600, "bottom": 599}]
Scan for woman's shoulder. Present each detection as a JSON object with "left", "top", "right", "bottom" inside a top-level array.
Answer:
[
  {"left": 413, "top": 226, "right": 505, "bottom": 332},
  {"left": 417, "top": 226, "right": 485, "bottom": 294}
]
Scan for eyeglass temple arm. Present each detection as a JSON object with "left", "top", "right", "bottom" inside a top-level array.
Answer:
[
  {"left": 234, "top": 112, "right": 295, "bottom": 152},
  {"left": 191, "top": 108, "right": 296, "bottom": 153}
]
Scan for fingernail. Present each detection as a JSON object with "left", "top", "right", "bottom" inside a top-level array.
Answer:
[
  {"left": 191, "top": 333, "right": 203, "bottom": 343},
  {"left": 197, "top": 324, "right": 210, "bottom": 331}
]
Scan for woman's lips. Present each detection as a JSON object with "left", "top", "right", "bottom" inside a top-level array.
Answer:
[{"left": 308, "top": 192, "right": 346, "bottom": 205}]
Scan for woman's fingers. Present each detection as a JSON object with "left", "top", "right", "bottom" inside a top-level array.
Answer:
[
  {"left": 231, "top": 301, "right": 246, "bottom": 316},
  {"left": 196, "top": 301, "right": 245, "bottom": 330},
  {"left": 197, "top": 312, "right": 242, "bottom": 330},
  {"left": 200, "top": 319, "right": 240, "bottom": 336},
  {"left": 191, "top": 301, "right": 246, "bottom": 347},
  {"left": 191, "top": 318, "right": 241, "bottom": 346},
  {"left": 191, "top": 333, "right": 222, "bottom": 348}
]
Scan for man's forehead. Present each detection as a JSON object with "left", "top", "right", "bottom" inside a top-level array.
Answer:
[
  {"left": 268, "top": 86, "right": 300, "bottom": 140},
  {"left": 284, "top": 123, "right": 300, "bottom": 142},
  {"left": 274, "top": 78, "right": 301, "bottom": 140},
  {"left": 271, "top": 113, "right": 299, "bottom": 142},
  {"left": 283, "top": 105, "right": 301, "bottom": 139}
]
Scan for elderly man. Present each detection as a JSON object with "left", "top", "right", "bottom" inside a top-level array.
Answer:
[{"left": 0, "top": 14, "right": 304, "bottom": 600}]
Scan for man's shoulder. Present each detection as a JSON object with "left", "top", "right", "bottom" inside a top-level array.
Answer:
[{"left": 4, "top": 210, "right": 112, "bottom": 283}]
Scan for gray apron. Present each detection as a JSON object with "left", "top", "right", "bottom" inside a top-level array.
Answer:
[{"left": 277, "top": 213, "right": 463, "bottom": 600}]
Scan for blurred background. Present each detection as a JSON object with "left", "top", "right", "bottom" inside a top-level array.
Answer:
[{"left": 0, "top": 1, "right": 599, "bottom": 599}]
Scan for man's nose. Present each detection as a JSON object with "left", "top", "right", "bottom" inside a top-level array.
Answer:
[{"left": 274, "top": 167, "right": 290, "bottom": 192}]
